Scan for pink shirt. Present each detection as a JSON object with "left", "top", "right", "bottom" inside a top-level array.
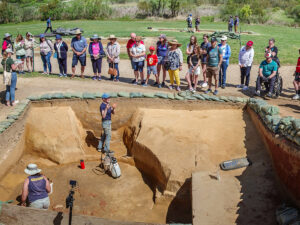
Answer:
[{"left": 92, "top": 42, "right": 100, "bottom": 56}]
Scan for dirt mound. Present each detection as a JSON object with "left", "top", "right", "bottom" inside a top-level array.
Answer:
[{"left": 25, "top": 106, "right": 86, "bottom": 164}]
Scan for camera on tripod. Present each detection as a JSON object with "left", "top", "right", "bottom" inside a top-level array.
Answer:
[{"left": 66, "top": 180, "right": 77, "bottom": 225}]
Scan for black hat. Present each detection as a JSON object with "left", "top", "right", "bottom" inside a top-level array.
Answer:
[{"left": 211, "top": 37, "right": 217, "bottom": 42}]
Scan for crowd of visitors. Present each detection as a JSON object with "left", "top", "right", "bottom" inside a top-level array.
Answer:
[{"left": 1, "top": 29, "right": 300, "bottom": 108}]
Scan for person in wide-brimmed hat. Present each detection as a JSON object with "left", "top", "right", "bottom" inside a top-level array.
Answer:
[
  {"left": 71, "top": 29, "right": 87, "bottom": 78},
  {"left": 54, "top": 34, "right": 68, "bottom": 77},
  {"left": 107, "top": 34, "right": 121, "bottom": 81},
  {"left": 165, "top": 39, "right": 183, "bottom": 91},
  {"left": 2, "top": 33, "right": 13, "bottom": 55},
  {"left": 21, "top": 164, "right": 51, "bottom": 209},
  {"left": 88, "top": 34, "right": 105, "bottom": 81}
]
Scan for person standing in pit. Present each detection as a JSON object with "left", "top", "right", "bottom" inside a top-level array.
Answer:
[
  {"left": 145, "top": 46, "right": 159, "bottom": 87},
  {"left": 126, "top": 33, "right": 144, "bottom": 84},
  {"left": 21, "top": 164, "right": 51, "bottom": 209},
  {"left": 15, "top": 34, "right": 26, "bottom": 74},
  {"left": 292, "top": 49, "right": 300, "bottom": 100},
  {"left": 1, "top": 49, "right": 19, "bottom": 106},
  {"left": 88, "top": 34, "right": 105, "bottom": 81},
  {"left": 107, "top": 35, "right": 121, "bottom": 82},
  {"left": 98, "top": 93, "right": 116, "bottom": 153},
  {"left": 71, "top": 29, "right": 87, "bottom": 78},
  {"left": 130, "top": 36, "right": 146, "bottom": 85},
  {"left": 54, "top": 35, "right": 68, "bottom": 77},
  {"left": 166, "top": 39, "right": 183, "bottom": 91},
  {"left": 234, "top": 15, "right": 239, "bottom": 33},
  {"left": 2, "top": 33, "right": 13, "bottom": 55},
  {"left": 156, "top": 34, "right": 168, "bottom": 87},
  {"left": 200, "top": 34, "right": 211, "bottom": 88},
  {"left": 218, "top": 35, "right": 231, "bottom": 89},
  {"left": 237, "top": 41, "right": 254, "bottom": 91},
  {"left": 195, "top": 17, "right": 200, "bottom": 32},
  {"left": 205, "top": 37, "right": 223, "bottom": 95},
  {"left": 44, "top": 17, "right": 52, "bottom": 33},
  {"left": 25, "top": 32, "right": 34, "bottom": 73},
  {"left": 228, "top": 16, "right": 234, "bottom": 32}
]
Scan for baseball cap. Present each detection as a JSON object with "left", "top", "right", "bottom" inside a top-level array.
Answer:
[
  {"left": 102, "top": 93, "right": 110, "bottom": 99},
  {"left": 211, "top": 37, "right": 217, "bottom": 42},
  {"left": 40, "top": 34, "right": 45, "bottom": 38},
  {"left": 159, "top": 34, "right": 166, "bottom": 40},
  {"left": 149, "top": 46, "right": 155, "bottom": 51},
  {"left": 55, "top": 34, "right": 62, "bottom": 40},
  {"left": 246, "top": 41, "right": 253, "bottom": 47},
  {"left": 265, "top": 52, "right": 272, "bottom": 58}
]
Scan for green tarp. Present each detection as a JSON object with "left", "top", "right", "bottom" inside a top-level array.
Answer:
[{"left": 118, "top": 92, "right": 130, "bottom": 98}]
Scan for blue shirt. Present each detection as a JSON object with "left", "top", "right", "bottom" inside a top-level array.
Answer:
[
  {"left": 259, "top": 60, "right": 278, "bottom": 77},
  {"left": 47, "top": 18, "right": 51, "bottom": 27},
  {"left": 28, "top": 175, "right": 48, "bottom": 202},
  {"left": 71, "top": 36, "right": 88, "bottom": 56},
  {"left": 200, "top": 41, "right": 211, "bottom": 63},
  {"left": 218, "top": 43, "right": 231, "bottom": 65},
  {"left": 234, "top": 17, "right": 239, "bottom": 25},
  {"left": 100, "top": 102, "right": 112, "bottom": 121},
  {"left": 207, "top": 46, "right": 222, "bottom": 67},
  {"left": 156, "top": 41, "right": 168, "bottom": 57},
  {"left": 229, "top": 18, "right": 234, "bottom": 26}
]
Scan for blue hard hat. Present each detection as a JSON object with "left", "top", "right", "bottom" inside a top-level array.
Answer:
[
  {"left": 55, "top": 34, "right": 62, "bottom": 40},
  {"left": 40, "top": 34, "right": 45, "bottom": 38},
  {"left": 102, "top": 93, "right": 110, "bottom": 99}
]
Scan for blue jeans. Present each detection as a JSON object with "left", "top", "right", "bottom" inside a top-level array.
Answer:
[
  {"left": 109, "top": 63, "right": 120, "bottom": 80},
  {"left": 219, "top": 61, "right": 228, "bottom": 87},
  {"left": 41, "top": 52, "right": 52, "bottom": 73},
  {"left": 240, "top": 66, "right": 252, "bottom": 86},
  {"left": 6, "top": 72, "right": 17, "bottom": 103},
  {"left": 98, "top": 120, "right": 112, "bottom": 152},
  {"left": 256, "top": 76, "right": 276, "bottom": 93}
]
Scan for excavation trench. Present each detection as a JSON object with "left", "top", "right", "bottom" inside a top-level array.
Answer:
[{"left": 0, "top": 98, "right": 288, "bottom": 224}]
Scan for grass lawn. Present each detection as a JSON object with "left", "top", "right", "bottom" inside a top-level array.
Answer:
[{"left": 0, "top": 19, "right": 299, "bottom": 65}]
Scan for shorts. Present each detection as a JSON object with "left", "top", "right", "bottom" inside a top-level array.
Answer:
[
  {"left": 157, "top": 56, "right": 166, "bottom": 65},
  {"left": 201, "top": 56, "right": 207, "bottom": 64},
  {"left": 147, "top": 65, "right": 157, "bottom": 75},
  {"left": 29, "top": 197, "right": 50, "bottom": 209},
  {"left": 206, "top": 66, "right": 219, "bottom": 78},
  {"left": 133, "top": 61, "right": 144, "bottom": 72},
  {"left": 16, "top": 55, "right": 25, "bottom": 60},
  {"left": 189, "top": 66, "right": 201, "bottom": 75},
  {"left": 131, "top": 59, "right": 135, "bottom": 69},
  {"left": 295, "top": 72, "right": 300, "bottom": 82},
  {"left": 72, "top": 54, "right": 86, "bottom": 67}
]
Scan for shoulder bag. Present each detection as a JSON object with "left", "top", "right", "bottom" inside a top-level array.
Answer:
[
  {"left": 108, "top": 63, "right": 118, "bottom": 76},
  {"left": 3, "top": 59, "right": 12, "bottom": 86}
]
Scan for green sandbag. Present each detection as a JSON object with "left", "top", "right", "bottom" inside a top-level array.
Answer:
[
  {"left": 63, "top": 93, "right": 73, "bottom": 99},
  {"left": 178, "top": 91, "right": 188, "bottom": 97},
  {"left": 174, "top": 94, "right": 184, "bottom": 100},
  {"left": 209, "top": 96, "right": 222, "bottom": 102},
  {"left": 0, "top": 127, "right": 5, "bottom": 134},
  {"left": 51, "top": 93, "right": 64, "bottom": 99},
  {"left": 219, "top": 96, "right": 229, "bottom": 102},
  {"left": 71, "top": 92, "right": 83, "bottom": 98},
  {"left": 143, "top": 93, "right": 156, "bottom": 98},
  {"left": 82, "top": 92, "right": 95, "bottom": 99},
  {"left": 185, "top": 96, "right": 197, "bottom": 100},
  {"left": 118, "top": 92, "right": 130, "bottom": 98},
  {"left": 130, "top": 92, "right": 143, "bottom": 98},
  {"left": 280, "top": 117, "right": 294, "bottom": 126},
  {"left": 192, "top": 93, "right": 205, "bottom": 100},
  {"left": 7, "top": 114, "right": 18, "bottom": 120},
  {"left": 40, "top": 94, "right": 52, "bottom": 100},
  {"left": 168, "top": 93, "right": 175, "bottom": 100},
  {"left": 109, "top": 92, "right": 118, "bottom": 98},
  {"left": 27, "top": 95, "right": 40, "bottom": 101},
  {"left": 236, "top": 97, "right": 244, "bottom": 103},
  {"left": 227, "top": 96, "right": 237, "bottom": 103},
  {"left": 93, "top": 92, "right": 103, "bottom": 98},
  {"left": 6, "top": 118, "right": 15, "bottom": 124},
  {"left": 155, "top": 93, "right": 168, "bottom": 99},
  {"left": 261, "top": 105, "right": 280, "bottom": 116},
  {"left": 0, "top": 121, "right": 12, "bottom": 129},
  {"left": 292, "top": 119, "right": 300, "bottom": 131},
  {"left": 200, "top": 94, "right": 211, "bottom": 100},
  {"left": 294, "top": 136, "right": 300, "bottom": 146}
]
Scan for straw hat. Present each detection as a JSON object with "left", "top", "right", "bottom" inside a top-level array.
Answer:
[
  {"left": 24, "top": 164, "right": 41, "bottom": 175},
  {"left": 168, "top": 39, "right": 182, "bottom": 47},
  {"left": 90, "top": 34, "right": 100, "bottom": 40},
  {"left": 108, "top": 34, "right": 117, "bottom": 40},
  {"left": 75, "top": 29, "right": 82, "bottom": 35}
]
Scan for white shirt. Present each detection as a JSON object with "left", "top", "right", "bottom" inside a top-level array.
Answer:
[
  {"left": 131, "top": 44, "right": 145, "bottom": 62},
  {"left": 238, "top": 46, "right": 254, "bottom": 67}
]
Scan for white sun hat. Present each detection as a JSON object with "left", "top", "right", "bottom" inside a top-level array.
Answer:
[
  {"left": 24, "top": 163, "right": 42, "bottom": 175},
  {"left": 220, "top": 35, "right": 228, "bottom": 41}
]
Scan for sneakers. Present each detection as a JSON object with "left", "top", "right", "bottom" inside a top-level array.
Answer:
[
  {"left": 154, "top": 82, "right": 158, "bottom": 86},
  {"left": 59, "top": 74, "right": 63, "bottom": 77},
  {"left": 63, "top": 74, "right": 67, "bottom": 77},
  {"left": 292, "top": 94, "right": 300, "bottom": 100},
  {"left": 131, "top": 79, "right": 136, "bottom": 84},
  {"left": 201, "top": 82, "right": 208, "bottom": 88},
  {"left": 205, "top": 89, "right": 212, "bottom": 94},
  {"left": 189, "top": 88, "right": 194, "bottom": 92},
  {"left": 236, "top": 84, "right": 244, "bottom": 88},
  {"left": 213, "top": 90, "right": 218, "bottom": 95},
  {"left": 169, "top": 85, "right": 174, "bottom": 90},
  {"left": 158, "top": 84, "right": 162, "bottom": 88},
  {"left": 176, "top": 86, "right": 181, "bottom": 91},
  {"left": 255, "top": 90, "right": 261, "bottom": 96},
  {"left": 266, "top": 92, "right": 272, "bottom": 98},
  {"left": 133, "top": 81, "right": 138, "bottom": 85},
  {"left": 242, "top": 86, "right": 249, "bottom": 91},
  {"left": 12, "top": 100, "right": 19, "bottom": 106},
  {"left": 142, "top": 83, "right": 147, "bottom": 87},
  {"left": 92, "top": 76, "right": 97, "bottom": 80},
  {"left": 221, "top": 85, "right": 225, "bottom": 89},
  {"left": 161, "top": 82, "right": 165, "bottom": 87}
]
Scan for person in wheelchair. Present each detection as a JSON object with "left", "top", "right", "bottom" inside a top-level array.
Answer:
[
  {"left": 255, "top": 52, "right": 278, "bottom": 97},
  {"left": 292, "top": 48, "right": 300, "bottom": 100}
]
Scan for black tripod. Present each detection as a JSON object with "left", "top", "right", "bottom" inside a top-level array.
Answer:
[{"left": 66, "top": 180, "right": 77, "bottom": 225}]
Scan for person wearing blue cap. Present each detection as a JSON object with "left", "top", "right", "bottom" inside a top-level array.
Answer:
[
  {"left": 98, "top": 93, "right": 117, "bottom": 153},
  {"left": 186, "top": 14, "right": 193, "bottom": 31},
  {"left": 44, "top": 17, "right": 52, "bottom": 33},
  {"left": 54, "top": 35, "right": 68, "bottom": 77},
  {"left": 39, "top": 34, "right": 53, "bottom": 75}
]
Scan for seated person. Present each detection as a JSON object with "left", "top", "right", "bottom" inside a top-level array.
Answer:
[
  {"left": 255, "top": 52, "right": 278, "bottom": 97},
  {"left": 292, "top": 48, "right": 300, "bottom": 100}
]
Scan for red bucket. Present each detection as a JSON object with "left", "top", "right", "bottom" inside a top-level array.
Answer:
[{"left": 80, "top": 160, "right": 85, "bottom": 169}]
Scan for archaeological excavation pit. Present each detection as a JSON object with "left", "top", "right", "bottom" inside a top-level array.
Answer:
[{"left": 0, "top": 97, "right": 298, "bottom": 225}]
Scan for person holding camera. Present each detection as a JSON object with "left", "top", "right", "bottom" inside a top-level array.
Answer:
[
  {"left": 98, "top": 93, "right": 116, "bottom": 153},
  {"left": 21, "top": 164, "right": 51, "bottom": 209}
]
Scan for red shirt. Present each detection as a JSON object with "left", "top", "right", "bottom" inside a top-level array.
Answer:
[
  {"left": 296, "top": 57, "right": 300, "bottom": 73},
  {"left": 126, "top": 39, "right": 144, "bottom": 49},
  {"left": 147, "top": 54, "right": 158, "bottom": 66}
]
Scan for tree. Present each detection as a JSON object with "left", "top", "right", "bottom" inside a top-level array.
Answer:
[
  {"left": 239, "top": 4, "right": 252, "bottom": 24},
  {"left": 169, "top": 0, "right": 180, "bottom": 17}
]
